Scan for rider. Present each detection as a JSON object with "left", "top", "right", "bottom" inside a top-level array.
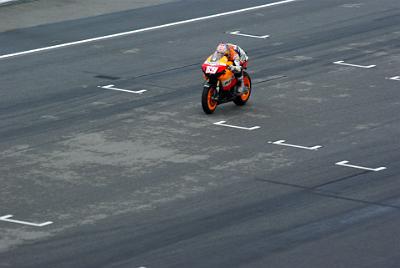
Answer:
[{"left": 215, "top": 42, "right": 249, "bottom": 94}]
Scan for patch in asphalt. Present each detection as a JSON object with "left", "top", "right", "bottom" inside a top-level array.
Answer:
[{"left": 94, "top": 75, "right": 120, "bottom": 80}]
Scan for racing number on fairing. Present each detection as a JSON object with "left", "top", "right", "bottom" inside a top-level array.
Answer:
[{"left": 206, "top": 66, "right": 218, "bottom": 74}]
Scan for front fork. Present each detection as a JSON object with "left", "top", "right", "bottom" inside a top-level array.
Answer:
[{"left": 204, "top": 80, "right": 220, "bottom": 101}]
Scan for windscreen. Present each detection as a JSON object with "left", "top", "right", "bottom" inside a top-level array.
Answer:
[{"left": 210, "top": 51, "right": 224, "bottom": 63}]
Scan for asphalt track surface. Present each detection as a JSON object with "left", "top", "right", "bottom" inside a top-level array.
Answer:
[{"left": 0, "top": 0, "right": 400, "bottom": 267}]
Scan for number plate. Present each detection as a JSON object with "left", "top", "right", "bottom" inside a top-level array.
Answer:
[{"left": 205, "top": 66, "right": 219, "bottom": 74}]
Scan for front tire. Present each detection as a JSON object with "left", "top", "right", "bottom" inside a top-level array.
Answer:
[
  {"left": 233, "top": 72, "right": 252, "bottom": 106},
  {"left": 202, "top": 85, "right": 218, "bottom": 114}
]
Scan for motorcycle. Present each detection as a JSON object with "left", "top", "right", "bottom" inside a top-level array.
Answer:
[{"left": 201, "top": 52, "right": 252, "bottom": 114}]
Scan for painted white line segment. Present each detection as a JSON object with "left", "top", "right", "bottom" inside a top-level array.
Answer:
[
  {"left": 0, "top": 0, "right": 17, "bottom": 4},
  {"left": 268, "top": 140, "right": 322, "bottom": 150},
  {"left": 98, "top": 85, "right": 147, "bottom": 94},
  {"left": 229, "top": 31, "right": 270, "bottom": 39},
  {"left": 0, "top": 215, "right": 53, "bottom": 227},
  {"left": 335, "top": 161, "right": 386, "bottom": 172},
  {"left": 213, "top": 121, "right": 260, "bottom": 131},
  {"left": 0, "top": 0, "right": 298, "bottom": 60},
  {"left": 389, "top": 76, "right": 400, "bottom": 81},
  {"left": 333, "top": 61, "right": 376, "bottom": 69}
]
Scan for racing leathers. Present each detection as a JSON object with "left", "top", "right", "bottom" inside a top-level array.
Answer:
[{"left": 215, "top": 43, "right": 248, "bottom": 94}]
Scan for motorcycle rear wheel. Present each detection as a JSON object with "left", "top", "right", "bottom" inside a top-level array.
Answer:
[{"left": 202, "top": 85, "right": 218, "bottom": 114}]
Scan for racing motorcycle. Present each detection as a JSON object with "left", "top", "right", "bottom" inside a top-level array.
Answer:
[{"left": 201, "top": 53, "right": 252, "bottom": 114}]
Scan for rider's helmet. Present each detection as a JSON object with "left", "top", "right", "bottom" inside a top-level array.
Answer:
[{"left": 216, "top": 43, "right": 229, "bottom": 57}]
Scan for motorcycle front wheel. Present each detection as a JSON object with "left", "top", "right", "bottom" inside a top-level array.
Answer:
[{"left": 201, "top": 85, "right": 218, "bottom": 114}]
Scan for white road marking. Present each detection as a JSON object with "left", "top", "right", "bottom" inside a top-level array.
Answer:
[
  {"left": 0, "top": 0, "right": 16, "bottom": 4},
  {"left": 213, "top": 121, "right": 260, "bottom": 131},
  {"left": 389, "top": 76, "right": 400, "bottom": 81},
  {"left": 0, "top": 0, "right": 298, "bottom": 60},
  {"left": 0, "top": 215, "right": 53, "bottom": 227},
  {"left": 342, "top": 3, "right": 363, "bottom": 8},
  {"left": 268, "top": 140, "right": 322, "bottom": 150},
  {"left": 98, "top": 85, "right": 147, "bottom": 94},
  {"left": 333, "top": 60, "right": 376, "bottom": 69},
  {"left": 335, "top": 161, "right": 386, "bottom": 172},
  {"left": 229, "top": 31, "right": 270, "bottom": 39}
]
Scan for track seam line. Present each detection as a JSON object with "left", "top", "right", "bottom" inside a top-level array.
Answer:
[{"left": 255, "top": 178, "right": 400, "bottom": 210}]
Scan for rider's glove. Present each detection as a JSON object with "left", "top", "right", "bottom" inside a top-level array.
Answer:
[{"left": 229, "top": 65, "right": 241, "bottom": 73}]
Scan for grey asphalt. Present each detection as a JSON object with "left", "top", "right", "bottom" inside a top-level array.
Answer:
[{"left": 0, "top": 0, "right": 400, "bottom": 267}]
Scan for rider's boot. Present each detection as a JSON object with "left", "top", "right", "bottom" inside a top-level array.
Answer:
[{"left": 236, "top": 76, "right": 247, "bottom": 94}]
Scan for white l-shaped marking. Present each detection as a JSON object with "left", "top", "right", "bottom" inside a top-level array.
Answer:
[
  {"left": 229, "top": 31, "right": 270, "bottom": 39},
  {"left": 0, "top": 0, "right": 298, "bottom": 60},
  {"left": 98, "top": 85, "right": 147, "bottom": 94},
  {"left": 333, "top": 61, "right": 376, "bottom": 69},
  {"left": 268, "top": 140, "right": 322, "bottom": 150},
  {"left": 335, "top": 161, "right": 386, "bottom": 172},
  {"left": 214, "top": 121, "right": 260, "bottom": 131},
  {"left": 0, "top": 215, "right": 53, "bottom": 227}
]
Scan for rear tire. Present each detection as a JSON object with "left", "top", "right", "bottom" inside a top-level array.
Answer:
[
  {"left": 233, "top": 72, "right": 252, "bottom": 106},
  {"left": 202, "top": 85, "right": 218, "bottom": 114}
]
